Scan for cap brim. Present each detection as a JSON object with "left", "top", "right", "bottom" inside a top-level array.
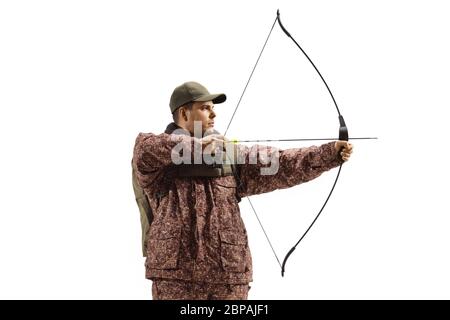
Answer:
[{"left": 193, "top": 93, "right": 226, "bottom": 104}]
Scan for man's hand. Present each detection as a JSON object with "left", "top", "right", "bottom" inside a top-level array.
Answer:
[
  {"left": 334, "top": 141, "right": 353, "bottom": 162},
  {"left": 199, "top": 134, "right": 226, "bottom": 155}
]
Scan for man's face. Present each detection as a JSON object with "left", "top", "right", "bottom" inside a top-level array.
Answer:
[{"left": 185, "top": 101, "right": 216, "bottom": 134}]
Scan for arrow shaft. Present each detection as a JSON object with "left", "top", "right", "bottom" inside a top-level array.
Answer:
[{"left": 235, "top": 137, "right": 378, "bottom": 143}]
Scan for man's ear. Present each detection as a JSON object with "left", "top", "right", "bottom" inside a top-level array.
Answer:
[{"left": 181, "top": 107, "right": 189, "bottom": 122}]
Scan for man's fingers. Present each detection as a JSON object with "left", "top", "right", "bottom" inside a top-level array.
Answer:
[
  {"left": 213, "top": 135, "right": 226, "bottom": 144},
  {"left": 335, "top": 141, "right": 350, "bottom": 150},
  {"left": 209, "top": 139, "right": 227, "bottom": 153},
  {"left": 342, "top": 149, "right": 352, "bottom": 155},
  {"left": 336, "top": 141, "right": 353, "bottom": 151},
  {"left": 339, "top": 140, "right": 353, "bottom": 161},
  {"left": 203, "top": 134, "right": 225, "bottom": 146}
]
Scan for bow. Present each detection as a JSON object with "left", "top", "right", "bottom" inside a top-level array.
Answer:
[{"left": 223, "top": 10, "right": 358, "bottom": 277}]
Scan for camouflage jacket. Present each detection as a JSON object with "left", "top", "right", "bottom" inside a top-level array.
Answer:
[{"left": 132, "top": 128, "right": 343, "bottom": 284}]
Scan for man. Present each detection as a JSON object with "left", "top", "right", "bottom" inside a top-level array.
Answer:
[{"left": 132, "top": 81, "right": 353, "bottom": 300}]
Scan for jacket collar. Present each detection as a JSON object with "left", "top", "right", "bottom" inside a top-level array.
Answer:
[{"left": 164, "top": 122, "right": 220, "bottom": 137}]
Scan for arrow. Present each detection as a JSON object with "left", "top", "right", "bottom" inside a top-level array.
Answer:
[{"left": 231, "top": 137, "right": 378, "bottom": 143}]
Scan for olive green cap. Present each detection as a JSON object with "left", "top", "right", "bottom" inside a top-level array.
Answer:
[{"left": 169, "top": 81, "right": 226, "bottom": 113}]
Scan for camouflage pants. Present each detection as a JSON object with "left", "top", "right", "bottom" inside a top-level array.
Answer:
[{"left": 152, "top": 279, "right": 250, "bottom": 300}]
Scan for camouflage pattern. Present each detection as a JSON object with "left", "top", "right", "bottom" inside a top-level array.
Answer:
[
  {"left": 152, "top": 279, "right": 250, "bottom": 300},
  {"left": 132, "top": 129, "right": 343, "bottom": 286}
]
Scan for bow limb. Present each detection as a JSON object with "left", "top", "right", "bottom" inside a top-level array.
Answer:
[
  {"left": 277, "top": 9, "right": 348, "bottom": 276},
  {"left": 224, "top": 10, "right": 349, "bottom": 277}
]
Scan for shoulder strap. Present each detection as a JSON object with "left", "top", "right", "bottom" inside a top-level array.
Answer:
[{"left": 132, "top": 162, "right": 153, "bottom": 257}]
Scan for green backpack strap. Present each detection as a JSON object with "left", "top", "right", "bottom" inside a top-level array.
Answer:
[{"left": 132, "top": 162, "right": 153, "bottom": 257}]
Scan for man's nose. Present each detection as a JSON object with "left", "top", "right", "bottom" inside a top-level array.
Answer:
[{"left": 210, "top": 110, "right": 216, "bottom": 118}]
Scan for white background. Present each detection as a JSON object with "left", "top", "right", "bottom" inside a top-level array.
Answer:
[{"left": 0, "top": 0, "right": 449, "bottom": 299}]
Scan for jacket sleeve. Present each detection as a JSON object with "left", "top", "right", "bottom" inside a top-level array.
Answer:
[
  {"left": 236, "top": 142, "right": 343, "bottom": 198},
  {"left": 132, "top": 132, "right": 197, "bottom": 189}
]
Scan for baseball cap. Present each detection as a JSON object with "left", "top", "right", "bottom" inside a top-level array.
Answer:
[{"left": 169, "top": 81, "right": 226, "bottom": 113}]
